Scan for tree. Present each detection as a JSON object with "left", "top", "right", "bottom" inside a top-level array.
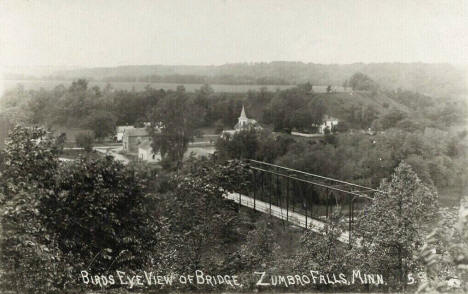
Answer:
[
  {"left": 353, "top": 162, "right": 438, "bottom": 291},
  {"left": 0, "top": 126, "right": 60, "bottom": 196},
  {"left": 290, "top": 108, "right": 313, "bottom": 131},
  {"left": 162, "top": 160, "right": 243, "bottom": 278},
  {"left": 55, "top": 132, "right": 66, "bottom": 154},
  {"left": 380, "top": 109, "right": 407, "bottom": 129},
  {"left": 263, "top": 88, "right": 309, "bottom": 133},
  {"left": 415, "top": 205, "right": 466, "bottom": 293},
  {"left": 362, "top": 105, "right": 379, "bottom": 128},
  {"left": 75, "top": 132, "right": 95, "bottom": 152},
  {"left": 149, "top": 88, "right": 204, "bottom": 169},
  {"left": 334, "top": 121, "right": 349, "bottom": 133},
  {"left": 215, "top": 129, "right": 258, "bottom": 160},
  {"left": 297, "top": 82, "right": 312, "bottom": 93},
  {"left": 308, "top": 98, "right": 327, "bottom": 126},
  {"left": 295, "top": 213, "right": 351, "bottom": 292},
  {"left": 343, "top": 80, "right": 348, "bottom": 90},
  {"left": 349, "top": 72, "right": 378, "bottom": 91},
  {"left": 46, "top": 157, "right": 163, "bottom": 274},
  {"left": 0, "top": 126, "right": 69, "bottom": 293},
  {"left": 214, "top": 119, "right": 224, "bottom": 134},
  {"left": 69, "top": 79, "right": 88, "bottom": 93},
  {"left": 238, "top": 218, "right": 278, "bottom": 269},
  {"left": 0, "top": 126, "right": 165, "bottom": 293},
  {"left": 83, "top": 110, "right": 117, "bottom": 140},
  {"left": 326, "top": 85, "right": 332, "bottom": 93}
]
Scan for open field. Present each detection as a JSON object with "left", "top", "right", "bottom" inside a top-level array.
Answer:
[
  {"left": 2, "top": 80, "right": 350, "bottom": 94},
  {"left": 3, "top": 80, "right": 292, "bottom": 93}
]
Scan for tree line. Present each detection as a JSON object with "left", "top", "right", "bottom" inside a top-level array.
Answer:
[{"left": 2, "top": 73, "right": 466, "bottom": 133}]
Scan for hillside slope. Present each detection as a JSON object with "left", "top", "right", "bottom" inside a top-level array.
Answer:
[
  {"left": 46, "top": 62, "right": 467, "bottom": 97},
  {"left": 313, "top": 91, "right": 411, "bottom": 119}
]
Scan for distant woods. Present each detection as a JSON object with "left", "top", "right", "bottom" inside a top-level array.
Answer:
[
  {"left": 21, "top": 61, "right": 466, "bottom": 97},
  {"left": 2, "top": 74, "right": 465, "bottom": 138},
  {"left": 1, "top": 75, "right": 467, "bottom": 192}
]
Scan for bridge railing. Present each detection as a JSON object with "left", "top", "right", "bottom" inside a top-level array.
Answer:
[{"left": 239, "top": 159, "right": 382, "bottom": 245}]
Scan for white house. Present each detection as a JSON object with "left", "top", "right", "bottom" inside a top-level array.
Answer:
[
  {"left": 115, "top": 126, "right": 135, "bottom": 142},
  {"left": 318, "top": 115, "right": 339, "bottom": 134},
  {"left": 222, "top": 105, "right": 262, "bottom": 138},
  {"left": 138, "top": 141, "right": 161, "bottom": 163},
  {"left": 122, "top": 128, "right": 150, "bottom": 153}
]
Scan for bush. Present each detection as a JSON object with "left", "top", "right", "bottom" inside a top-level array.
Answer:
[
  {"left": 75, "top": 132, "right": 94, "bottom": 152},
  {"left": 0, "top": 126, "right": 164, "bottom": 293},
  {"left": 214, "top": 119, "right": 224, "bottom": 134},
  {"left": 45, "top": 157, "right": 163, "bottom": 275},
  {"left": 349, "top": 72, "right": 379, "bottom": 91},
  {"left": 0, "top": 126, "right": 70, "bottom": 293},
  {"left": 83, "top": 110, "right": 117, "bottom": 140},
  {"left": 352, "top": 162, "right": 438, "bottom": 291}
]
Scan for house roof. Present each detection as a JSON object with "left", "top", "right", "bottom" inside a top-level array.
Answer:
[
  {"left": 125, "top": 128, "right": 149, "bottom": 137},
  {"left": 138, "top": 140, "right": 152, "bottom": 151},
  {"left": 222, "top": 130, "right": 237, "bottom": 136},
  {"left": 117, "top": 126, "right": 135, "bottom": 133},
  {"left": 323, "top": 115, "right": 339, "bottom": 122}
]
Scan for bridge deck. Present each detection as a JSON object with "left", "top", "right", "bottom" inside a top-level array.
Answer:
[{"left": 224, "top": 192, "right": 351, "bottom": 244}]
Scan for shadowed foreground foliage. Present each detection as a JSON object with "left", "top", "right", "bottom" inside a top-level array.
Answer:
[
  {"left": 0, "top": 126, "right": 163, "bottom": 293},
  {"left": 0, "top": 126, "right": 464, "bottom": 293}
]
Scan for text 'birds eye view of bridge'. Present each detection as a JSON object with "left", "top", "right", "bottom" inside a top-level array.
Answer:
[{"left": 223, "top": 159, "right": 384, "bottom": 246}]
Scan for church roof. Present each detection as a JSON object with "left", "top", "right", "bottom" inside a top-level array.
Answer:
[{"left": 239, "top": 105, "right": 247, "bottom": 119}]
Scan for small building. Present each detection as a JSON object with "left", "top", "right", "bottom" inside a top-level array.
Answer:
[
  {"left": 138, "top": 141, "right": 161, "bottom": 163},
  {"left": 122, "top": 127, "right": 150, "bottom": 153},
  {"left": 234, "top": 105, "right": 261, "bottom": 130},
  {"left": 318, "top": 115, "right": 339, "bottom": 134},
  {"left": 222, "top": 105, "right": 262, "bottom": 138},
  {"left": 116, "top": 126, "right": 135, "bottom": 142}
]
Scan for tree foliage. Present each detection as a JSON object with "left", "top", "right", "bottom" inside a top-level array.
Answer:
[
  {"left": 83, "top": 110, "right": 117, "bottom": 139},
  {"left": 0, "top": 126, "right": 60, "bottom": 196},
  {"left": 149, "top": 87, "right": 204, "bottom": 168},
  {"left": 75, "top": 132, "right": 95, "bottom": 152},
  {"left": 0, "top": 126, "right": 164, "bottom": 293},
  {"left": 295, "top": 213, "right": 352, "bottom": 291},
  {"left": 352, "top": 162, "right": 438, "bottom": 290},
  {"left": 416, "top": 203, "right": 468, "bottom": 292},
  {"left": 215, "top": 129, "right": 294, "bottom": 163},
  {"left": 157, "top": 159, "right": 250, "bottom": 290},
  {"left": 349, "top": 72, "right": 379, "bottom": 91}
]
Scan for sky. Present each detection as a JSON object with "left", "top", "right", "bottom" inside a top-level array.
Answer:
[{"left": 1, "top": 0, "right": 467, "bottom": 68}]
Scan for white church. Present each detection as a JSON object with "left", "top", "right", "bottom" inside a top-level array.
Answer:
[{"left": 221, "top": 105, "right": 262, "bottom": 138}]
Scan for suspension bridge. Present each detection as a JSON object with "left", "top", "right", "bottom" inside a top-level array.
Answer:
[{"left": 223, "top": 160, "right": 382, "bottom": 245}]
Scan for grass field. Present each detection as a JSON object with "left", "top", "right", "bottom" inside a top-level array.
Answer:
[
  {"left": 3, "top": 80, "right": 350, "bottom": 94},
  {"left": 60, "top": 149, "right": 102, "bottom": 160},
  {"left": 4, "top": 79, "right": 293, "bottom": 93}
]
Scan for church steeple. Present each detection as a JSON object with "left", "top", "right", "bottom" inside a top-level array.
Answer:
[
  {"left": 238, "top": 105, "right": 249, "bottom": 128},
  {"left": 229, "top": 104, "right": 262, "bottom": 132},
  {"left": 239, "top": 104, "right": 247, "bottom": 119}
]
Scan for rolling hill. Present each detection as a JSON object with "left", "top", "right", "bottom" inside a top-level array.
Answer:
[{"left": 42, "top": 62, "right": 467, "bottom": 98}]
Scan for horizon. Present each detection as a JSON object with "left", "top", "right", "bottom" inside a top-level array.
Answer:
[
  {"left": 3, "top": 61, "right": 467, "bottom": 77},
  {"left": 6, "top": 60, "right": 468, "bottom": 68}
]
